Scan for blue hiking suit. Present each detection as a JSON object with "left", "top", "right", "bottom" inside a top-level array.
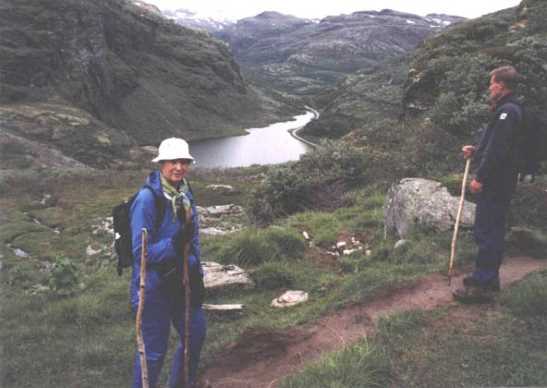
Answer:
[
  {"left": 130, "top": 170, "right": 206, "bottom": 388},
  {"left": 472, "top": 94, "right": 522, "bottom": 284}
]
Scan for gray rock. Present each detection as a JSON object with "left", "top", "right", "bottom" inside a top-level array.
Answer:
[
  {"left": 199, "top": 204, "right": 244, "bottom": 217},
  {"left": 202, "top": 261, "right": 254, "bottom": 289},
  {"left": 384, "top": 178, "right": 475, "bottom": 239}
]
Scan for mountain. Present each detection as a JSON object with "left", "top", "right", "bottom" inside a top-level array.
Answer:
[
  {"left": 161, "top": 8, "right": 235, "bottom": 33},
  {"left": 307, "top": 0, "right": 546, "bottom": 177},
  {"left": 300, "top": 57, "right": 409, "bottom": 139},
  {"left": 399, "top": 0, "right": 547, "bottom": 172},
  {"left": 0, "top": 0, "right": 294, "bottom": 170},
  {"left": 214, "top": 10, "right": 464, "bottom": 96}
]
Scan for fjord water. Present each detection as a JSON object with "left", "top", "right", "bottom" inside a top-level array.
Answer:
[{"left": 189, "top": 111, "right": 316, "bottom": 168}]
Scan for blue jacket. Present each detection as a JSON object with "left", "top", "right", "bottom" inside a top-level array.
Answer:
[{"left": 129, "top": 170, "right": 201, "bottom": 307}]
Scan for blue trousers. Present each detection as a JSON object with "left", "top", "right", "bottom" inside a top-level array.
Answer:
[
  {"left": 472, "top": 191, "right": 512, "bottom": 283},
  {"left": 132, "top": 292, "right": 206, "bottom": 388}
]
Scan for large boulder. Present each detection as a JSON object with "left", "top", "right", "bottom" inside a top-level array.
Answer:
[{"left": 384, "top": 178, "right": 475, "bottom": 238}]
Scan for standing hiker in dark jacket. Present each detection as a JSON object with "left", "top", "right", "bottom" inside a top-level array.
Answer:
[
  {"left": 454, "top": 65, "right": 523, "bottom": 302},
  {"left": 130, "top": 137, "right": 206, "bottom": 387}
]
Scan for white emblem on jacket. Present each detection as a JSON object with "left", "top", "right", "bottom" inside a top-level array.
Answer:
[{"left": 499, "top": 112, "right": 508, "bottom": 120}]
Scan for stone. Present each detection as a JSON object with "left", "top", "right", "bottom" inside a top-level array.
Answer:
[
  {"left": 14, "top": 248, "right": 30, "bottom": 258},
  {"left": 271, "top": 290, "right": 309, "bottom": 308},
  {"left": 394, "top": 239, "right": 409, "bottom": 251},
  {"left": 203, "top": 304, "right": 244, "bottom": 312},
  {"left": 205, "top": 184, "right": 237, "bottom": 194},
  {"left": 86, "top": 244, "right": 103, "bottom": 256},
  {"left": 201, "top": 227, "right": 229, "bottom": 236},
  {"left": 343, "top": 247, "right": 363, "bottom": 255},
  {"left": 92, "top": 217, "right": 114, "bottom": 236},
  {"left": 40, "top": 193, "right": 57, "bottom": 207},
  {"left": 384, "top": 178, "right": 475, "bottom": 239},
  {"left": 336, "top": 241, "right": 347, "bottom": 249},
  {"left": 202, "top": 261, "right": 254, "bottom": 289},
  {"left": 199, "top": 204, "right": 244, "bottom": 217}
]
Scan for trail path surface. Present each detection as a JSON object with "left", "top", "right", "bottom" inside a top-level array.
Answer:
[{"left": 203, "top": 256, "right": 547, "bottom": 388}]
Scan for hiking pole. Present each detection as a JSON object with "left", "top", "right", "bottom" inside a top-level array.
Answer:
[
  {"left": 180, "top": 207, "right": 193, "bottom": 388},
  {"left": 448, "top": 158, "right": 471, "bottom": 286},
  {"left": 136, "top": 228, "right": 150, "bottom": 388}
]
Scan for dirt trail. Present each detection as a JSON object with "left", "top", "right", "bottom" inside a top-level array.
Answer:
[{"left": 203, "top": 256, "right": 547, "bottom": 388}]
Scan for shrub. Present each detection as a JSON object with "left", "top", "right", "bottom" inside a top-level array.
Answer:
[
  {"left": 249, "top": 141, "right": 370, "bottom": 224},
  {"left": 48, "top": 256, "right": 79, "bottom": 295}
]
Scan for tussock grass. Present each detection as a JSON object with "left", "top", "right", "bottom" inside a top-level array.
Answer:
[
  {"left": 213, "top": 226, "right": 306, "bottom": 266},
  {"left": 251, "top": 261, "right": 296, "bottom": 289},
  {"left": 280, "top": 339, "right": 391, "bottom": 388}
]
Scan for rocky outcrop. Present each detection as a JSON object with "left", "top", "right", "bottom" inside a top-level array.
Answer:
[
  {"left": 215, "top": 10, "right": 464, "bottom": 95},
  {"left": 0, "top": 0, "right": 291, "bottom": 169},
  {"left": 384, "top": 178, "right": 475, "bottom": 238}
]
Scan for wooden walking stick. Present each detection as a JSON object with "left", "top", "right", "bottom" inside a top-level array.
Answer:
[
  {"left": 180, "top": 206, "right": 193, "bottom": 388},
  {"left": 136, "top": 228, "right": 150, "bottom": 388},
  {"left": 448, "top": 158, "right": 471, "bottom": 285}
]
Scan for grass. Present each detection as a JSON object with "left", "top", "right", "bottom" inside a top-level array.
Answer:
[
  {"left": 280, "top": 339, "right": 391, "bottom": 388},
  {"left": 0, "top": 169, "right": 542, "bottom": 387},
  {"left": 281, "top": 270, "right": 547, "bottom": 387}
]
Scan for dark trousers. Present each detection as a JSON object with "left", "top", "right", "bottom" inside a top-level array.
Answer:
[{"left": 472, "top": 190, "right": 512, "bottom": 282}]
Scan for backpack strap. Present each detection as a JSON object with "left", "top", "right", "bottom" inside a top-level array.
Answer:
[{"left": 141, "top": 184, "right": 165, "bottom": 235}]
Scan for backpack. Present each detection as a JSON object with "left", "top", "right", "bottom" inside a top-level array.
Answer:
[
  {"left": 509, "top": 103, "right": 546, "bottom": 182},
  {"left": 112, "top": 185, "right": 165, "bottom": 276}
]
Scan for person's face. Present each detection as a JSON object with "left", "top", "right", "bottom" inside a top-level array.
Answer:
[
  {"left": 160, "top": 159, "right": 192, "bottom": 186},
  {"left": 489, "top": 75, "right": 506, "bottom": 101}
]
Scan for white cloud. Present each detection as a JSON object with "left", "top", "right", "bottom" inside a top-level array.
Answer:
[{"left": 145, "top": 0, "right": 521, "bottom": 20}]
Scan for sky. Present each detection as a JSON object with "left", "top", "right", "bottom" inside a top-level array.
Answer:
[{"left": 144, "top": 0, "right": 521, "bottom": 20}]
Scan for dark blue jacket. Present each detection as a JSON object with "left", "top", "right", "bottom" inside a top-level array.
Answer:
[
  {"left": 475, "top": 94, "right": 522, "bottom": 197},
  {"left": 129, "top": 170, "right": 201, "bottom": 307}
]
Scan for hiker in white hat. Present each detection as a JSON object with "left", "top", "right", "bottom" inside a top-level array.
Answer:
[{"left": 130, "top": 137, "right": 206, "bottom": 388}]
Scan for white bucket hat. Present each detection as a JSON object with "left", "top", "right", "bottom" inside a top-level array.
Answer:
[{"left": 152, "top": 137, "right": 194, "bottom": 163}]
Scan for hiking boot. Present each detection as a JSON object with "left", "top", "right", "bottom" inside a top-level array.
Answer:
[
  {"left": 462, "top": 275, "right": 500, "bottom": 292},
  {"left": 453, "top": 285, "right": 496, "bottom": 304}
]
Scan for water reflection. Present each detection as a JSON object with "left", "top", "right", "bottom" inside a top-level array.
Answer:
[{"left": 189, "top": 111, "right": 316, "bottom": 168}]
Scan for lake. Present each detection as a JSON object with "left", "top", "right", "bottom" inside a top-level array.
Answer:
[{"left": 189, "top": 111, "right": 317, "bottom": 168}]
